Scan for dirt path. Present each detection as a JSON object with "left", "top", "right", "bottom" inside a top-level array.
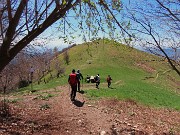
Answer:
[{"left": 0, "top": 85, "right": 180, "bottom": 135}]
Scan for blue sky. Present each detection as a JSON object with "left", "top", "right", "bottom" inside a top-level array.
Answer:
[
  {"left": 38, "top": 0, "right": 179, "bottom": 51},
  {"left": 38, "top": 1, "right": 124, "bottom": 50}
]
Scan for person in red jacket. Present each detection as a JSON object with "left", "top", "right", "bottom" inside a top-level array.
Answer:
[{"left": 68, "top": 69, "right": 78, "bottom": 101}]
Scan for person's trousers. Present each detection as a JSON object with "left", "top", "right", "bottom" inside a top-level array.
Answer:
[
  {"left": 108, "top": 82, "right": 111, "bottom": 87},
  {"left": 96, "top": 82, "right": 100, "bottom": 88},
  {"left": 77, "top": 81, "right": 81, "bottom": 91},
  {"left": 70, "top": 85, "right": 77, "bottom": 101}
]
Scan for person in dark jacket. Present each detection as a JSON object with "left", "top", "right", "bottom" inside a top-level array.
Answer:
[
  {"left": 76, "top": 69, "right": 83, "bottom": 92},
  {"left": 95, "top": 74, "right": 100, "bottom": 89},
  {"left": 68, "top": 69, "right": 78, "bottom": 101}
]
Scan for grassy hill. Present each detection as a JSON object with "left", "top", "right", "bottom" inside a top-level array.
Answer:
[{"left": 22, "top": 39, "right": 180, "bottom": 110}]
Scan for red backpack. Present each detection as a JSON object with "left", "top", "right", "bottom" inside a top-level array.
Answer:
[
  {"left": 107, "top": 77, "right": 111, "bottom": 82},
  {"left": 69, "top": 73, "right": 77, "bottom": 86}
]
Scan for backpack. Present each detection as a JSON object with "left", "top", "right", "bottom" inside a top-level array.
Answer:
[
  {"left": 107, "top": 77, "right": 111, "bottom": 82},
  {"left": 76, "top": 73, "right": 81, "bottom": 80},
  {"left": 69, "top": 73, "right": 77, "bottom": 86},
  {"left": 95, "top": 75, "right": 100, "bottom": 82}
]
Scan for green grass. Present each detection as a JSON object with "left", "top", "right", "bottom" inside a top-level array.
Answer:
[
  {"left": 39, "top": 103, "right": 50, "bottom": 110},
  {"left": 17, "top": 77, "right": 65, "bottom": 93},
  {"left": 34, "top": 93, "right": 55, "bottom": 100},
  {"left": 2, "top": 98, "right": 22, "bottom": 103},
  {"left": 86, "top": 81, "right": 180, "bottom": 110},
  {"left": 32, "top": 78, "right": 65, "bottom": 90},
  {"left": 16, "top": 39, "right": 180, "bottom": 110}
]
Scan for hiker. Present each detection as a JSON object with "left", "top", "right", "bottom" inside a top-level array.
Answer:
[
  {"left": 95, "top": 74, "right": 100, "bottom": 89},
  {"left": 68, "top": 69, "right": 78, "bottom": 101},
  {"left": 90, "top": 75, "right": 95, "bottom": 83},
  {"left": 76, "top": 69, "right": 83, "bottom": 92},
  {"left": 29, "top": 66, "right": 35, "bottom": 83},
  {"left": 85, "top": 75, "right": 90, "bottom": 83},
  {"left": 30, "top": 66, "right": 34, "bottom": 76},
  {"left": 107, "top": 75, "right": 112, "bottom": 88}
]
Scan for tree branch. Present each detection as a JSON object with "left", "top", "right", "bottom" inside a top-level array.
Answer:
[
  {"left": 156, "top": 0, "right": 180, "bottom": 22},
  {"left": 99, "top": 0, "right": 132, "bottom": 38},
  {"left": 1, "top": 0, "right": 28, "bottom": 53}
]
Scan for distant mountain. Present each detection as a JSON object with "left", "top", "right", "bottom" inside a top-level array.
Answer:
[
  {"left": 141, "top": 48, "right": 180, "bottom": 60},
  {"left": 163, "top": 48, "right": 180, "bottom": 58}
]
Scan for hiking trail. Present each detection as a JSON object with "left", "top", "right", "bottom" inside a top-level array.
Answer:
[{"left": 0, "top": 85, "right": 179, "bottom": 135}]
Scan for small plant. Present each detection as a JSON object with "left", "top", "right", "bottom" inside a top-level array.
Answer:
[
  {"left": 10, "top": 99, "right": 18, "bottom": 103},
  {"left": 40, "top": 93, "right": 54, "bottom": 100},
  {"left": 40, "top": 103, "right": 50, "bottom": 110},
  {"left": 18, "top": 80, "right": 29, "bottom": 88},
  {"left": 3, "top": 98, "right": 20, "bottom": 103},
  {"left": 169, "top": 128, "right": 175, "bottom": 135}
]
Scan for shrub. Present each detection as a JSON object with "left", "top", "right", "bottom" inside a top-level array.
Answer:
[{"left": 18, "top": 80, "right": 29, "bottom": 88}]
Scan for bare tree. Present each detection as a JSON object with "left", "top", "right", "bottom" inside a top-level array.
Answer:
[
  {"left": 0, "top": 63, "right": 17, "bottom": 93},
  {"left": 125, "top": 0, "right": 180, "bottom": 75},
  {"left": 63, "top": 50, "right": 69, "bottom": 65},
  {"left": 53, "top": 46, "right": 59, "bottom": 58},
  {"left": 53, "top": 58, "right": 65, "bottom": 78}
]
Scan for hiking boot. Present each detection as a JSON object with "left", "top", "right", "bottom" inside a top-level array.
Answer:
[{"left": 71, "top": 98, "right": 75, "bottom": 102}]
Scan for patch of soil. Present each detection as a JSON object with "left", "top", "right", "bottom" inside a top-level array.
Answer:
[
  {"left": 136, "top": 63, "right": 156, "bottom": 73},
  {"left": 0, "top": 85, "right": 179, "bottom": 135},
  {"left": 167, "top": 75, "right": 180, "bottom": 89}
]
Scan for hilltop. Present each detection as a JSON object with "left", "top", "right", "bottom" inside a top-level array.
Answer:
[{"left": 54, "top": 39, "right": 179, "bottom": 95}]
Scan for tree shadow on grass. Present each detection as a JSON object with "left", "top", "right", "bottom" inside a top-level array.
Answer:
[{"left": 72, "top": 100, "right": 85, "bottom": 107}]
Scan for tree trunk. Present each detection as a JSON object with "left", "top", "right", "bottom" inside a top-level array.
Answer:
[{"left": 0, "top": 52, "right": 12, "bottom": 72}]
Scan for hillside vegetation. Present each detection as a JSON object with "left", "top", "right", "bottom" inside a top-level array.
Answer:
[{"left": 23, "top": 39, "right": 180, "bottom": 110}]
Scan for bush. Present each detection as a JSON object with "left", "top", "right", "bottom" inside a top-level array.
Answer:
[{"left": 18, "top": 80, "right": 29, "bottom": 88}]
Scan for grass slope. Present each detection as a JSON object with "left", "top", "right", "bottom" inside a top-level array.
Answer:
[{"left": 25, "top": 39, "right": 180, "bottom": 110}]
